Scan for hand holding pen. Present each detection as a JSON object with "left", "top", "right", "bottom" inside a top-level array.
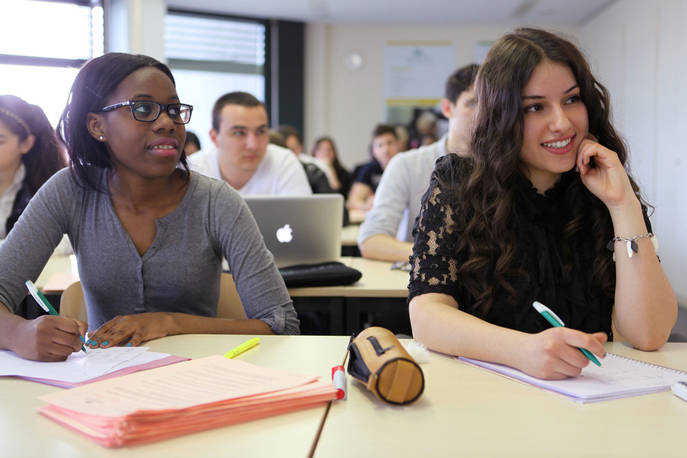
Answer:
[
  {"left": 513, "top": 301, "right": 607, "bottom": 380},
  {"left": 10, "top": 281, "right": 88, "bottom": 362}
]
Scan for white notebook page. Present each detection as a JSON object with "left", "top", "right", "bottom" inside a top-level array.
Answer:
[{"left": 460, "top": 353, "right": 687, "bottom": 403}]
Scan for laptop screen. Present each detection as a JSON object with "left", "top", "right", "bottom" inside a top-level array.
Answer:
[{"left": 243, "top": 195, "right": 343, "bottom": 268}]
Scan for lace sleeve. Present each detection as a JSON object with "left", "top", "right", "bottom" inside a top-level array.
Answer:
[{"left": 408, "top": 156, "right": 462, "bottom": 302}]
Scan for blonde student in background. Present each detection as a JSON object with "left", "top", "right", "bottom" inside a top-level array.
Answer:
[
  {"left": 408, "top": 28, "right": 676, "bottom": 380},
  {"left": 0, "top": 53, "right": 299, "bottom": 362}
]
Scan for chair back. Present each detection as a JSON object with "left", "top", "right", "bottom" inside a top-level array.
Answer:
[
  {"left": 217, "top": 273, "right": 247, "bottom": 319},
  {"left": 58, "top": 274, "right": 247, "bottom": 322},
  {"left": 60, "top": 281, "right": 88, "bottom": 322}
]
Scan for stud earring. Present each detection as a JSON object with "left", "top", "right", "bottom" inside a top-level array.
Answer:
[{"left": 98, "top": 136, "right": 104, "bottom": 141}]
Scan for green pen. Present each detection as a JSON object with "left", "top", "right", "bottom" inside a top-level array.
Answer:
[
  {"left": 26, "top": 280, "right": 86, "bottom": 352},
  {"left": 532, "top": 301, "right": 601, "bottom": 367}
]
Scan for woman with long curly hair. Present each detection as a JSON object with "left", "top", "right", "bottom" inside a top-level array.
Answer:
[{"left": 408, "top": 28, "right": 676, "bottom": 380}]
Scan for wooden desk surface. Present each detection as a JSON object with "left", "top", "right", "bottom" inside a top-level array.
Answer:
[
  {"left": 345, "top": 257, "right": 408, "bottom": 298},
  {"left": 0, "top": 334, "right": 349, "bottom": 458},
  {"left": 347, "top": 209, "right": 366, "bottom": 225},
  {"left": 316, "top": 342, "right": 687, "bottom": 458},
  {"left": 38, "top": 256, "right": 410, "bottom": 300},
  {"left": 340, "top": 225, "right": 359, "bottom": 247},
  {"left": 286, "top": 257, "right": 408, "bottom": 298},
  {"left": 35, "top": 256, "right": 355, "bottom": 298},
  {"left": 5, "top": 337, "right": 687, "bottom": 457},
  {"left": 36, "top": 255, "right": 75, "bottom": 293}
]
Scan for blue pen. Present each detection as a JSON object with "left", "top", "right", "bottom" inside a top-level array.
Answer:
[
  {"left": 532, "top": 301, "right": 601, "bottom": 367},
  {"left": 26, "top": 280, "right": 86, "bottom": 353}
]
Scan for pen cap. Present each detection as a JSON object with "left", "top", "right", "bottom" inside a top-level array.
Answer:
[{"left": 347, "top": 327, "right": 424, "bottom": 405}]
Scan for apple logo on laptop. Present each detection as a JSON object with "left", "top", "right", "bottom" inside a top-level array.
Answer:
[{"left": 276, "top": 224, "right": 293, "bottom": 243}]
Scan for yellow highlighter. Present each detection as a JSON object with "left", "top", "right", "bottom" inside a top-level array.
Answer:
[{"left": 223, "top": 337, "right": 260, "bottom": 359}]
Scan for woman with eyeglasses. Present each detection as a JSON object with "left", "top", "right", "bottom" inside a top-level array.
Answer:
[{"left": 0, "top": 53, "right": 299, "bottom": 361}]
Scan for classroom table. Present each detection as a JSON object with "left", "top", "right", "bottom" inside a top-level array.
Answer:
[
  {"left": 340, "top": 225, "right": 359, "bottom": 248},
  {"left": 316, "top": 342, "right": 687, "bottom": 458},
  {"left": 38, "top": 255, "right": 411, "bottom": 334},
  {"left": 347, "top": 209, "right": 366, "bottom": 225},
  {"left": 4, "top": 337, "right": 687, "bottom": 457},
  {"left": 36, "top": 254, "right": 75, "bottom": 293},
  {"left": 35, "top": 256, "right": 411, "bottom": 335},
  {"left": 284, "top": 257, "right": 410, "bottom": 335},
  {"left": 340, "top": 224, "right": 361, "bottom": 257},
  {"left": 37, "top": 256, "right": 410, "bottom": 297},
  {"left": 0, "top": 334, "right": 350, "bottom": 458}
]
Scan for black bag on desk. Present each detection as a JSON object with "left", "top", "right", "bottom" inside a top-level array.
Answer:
[{"left": 279, "top": 261, "right": 362, "bottom": 287}]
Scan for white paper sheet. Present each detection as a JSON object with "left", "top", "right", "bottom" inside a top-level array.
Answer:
[{"left": 0, "top": 347, "right": 167, "bottom": 383}]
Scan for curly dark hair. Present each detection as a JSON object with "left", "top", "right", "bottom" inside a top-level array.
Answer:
[
  {"left": 57, "top": 53, "right": 189, "bottom": 192},
  {"left": 447, "top": 28, "right": 643, "bottom": 316}
]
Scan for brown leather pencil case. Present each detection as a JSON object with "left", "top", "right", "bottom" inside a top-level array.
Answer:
[{"left": 347, "top": 327, "right": 425, "bottom": 405}]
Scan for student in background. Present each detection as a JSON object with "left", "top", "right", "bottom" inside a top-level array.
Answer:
[
  {"left": 409, "top": 111, "right": 438, "bottom": 150},
  {"left": 358, "top": 64, "right": 478, "bottom": 262},
  {"left": 270, "top": 129, "right": 333, "bottom": 195},
  {"left": 278, "top": 124, "right": 304, "bottom": 156},
  {"left": 279, "top": 124, "right": 331, "bottom": 182},
  {"left": 0, "top": 95, "right": 65, "bottom": 240},
  {"left": 0, "top": 53, "right": 299, "bottom": 362},
  {"left": 347, "top": 124, "right": 399, "bottom": 212},
  {"left": 395, "top": 125, "right": 409, "bottom": 152},
  {"left": 188, "top": 92, "right": 310, "bottom": 196},
  {"left": 183, "top": 130, "right": 201, "bottom": 156},
  {"left": 409, "top": 28, "right": 676, "bottom": 380},
  {"left": 311, "top": 136, "right": 352, "bottom": 199}
]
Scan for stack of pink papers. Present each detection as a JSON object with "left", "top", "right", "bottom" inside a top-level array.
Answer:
[{"left": 39, "top": 355, "right": 338, "bottom": 447}]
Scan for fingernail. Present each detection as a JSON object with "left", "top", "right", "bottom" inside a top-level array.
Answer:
[
  {"left": 101, "top": 341, "right": 109, "bottom": 346},
  {"left": 79, "top": 336, "right": 85, "bottom": 342},
  {"left": 126, "top": 342, "right": 132, "bottom": 347}
]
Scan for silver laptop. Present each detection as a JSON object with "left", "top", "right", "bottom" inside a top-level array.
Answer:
[{"left": 244, "top": 195, "right": 343, "bottom": 268}]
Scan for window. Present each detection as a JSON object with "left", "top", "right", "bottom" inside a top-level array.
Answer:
[
  {"left": 165, "top": 10, "right": 267, "bottom": 151},
  {"left": 0, "top": 0, "right": 104, "bottom": 127}
]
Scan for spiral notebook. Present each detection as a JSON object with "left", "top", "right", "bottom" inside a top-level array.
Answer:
[{"left": 460, "top": 353, "right": 687, "bottom": 403}]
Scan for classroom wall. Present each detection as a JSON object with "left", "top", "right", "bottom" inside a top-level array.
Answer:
[
  {"left": 304, "top": 23, "right": 579, "bottom": 169},
  {"left": 579, "top": 0, "right": 687, "bottom": 304},
  {"left": 108, "top": 0, "right": 165, "bottom": 60}
]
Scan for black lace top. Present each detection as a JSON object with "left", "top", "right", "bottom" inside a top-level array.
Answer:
[{"left": 408, "top": 155, "right": 649, "bottom": 337}]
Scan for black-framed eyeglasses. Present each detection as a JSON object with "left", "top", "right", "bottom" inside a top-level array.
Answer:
[{"left": 100, "top": 100, "right": 193, "bottom": 125}]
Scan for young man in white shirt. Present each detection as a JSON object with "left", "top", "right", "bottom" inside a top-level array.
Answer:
[
  {"left": 358, "top": 64, "right": 479, "bottom": 261},
  {"left": 188, "top": 92, "right": 311, "bottom": 196}
]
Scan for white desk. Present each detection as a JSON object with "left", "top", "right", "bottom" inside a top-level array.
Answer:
[
  {"left": 37, "top": 255, "right": 409, "bottom": 297},
  {"left": 316, "top": 342, "right": 687, "bottom": 458},
  {"left": 340, "top": 225, "right": 359, "bottom": 247},
  {"left": 5, "top": 337, "right": 687, "bottom": 457},
  {"left": 36, "top": 255, "right": 75, "bottom": 293},
  {"left": 0, "top": 334, "right": 349, "bottom": 457},
  {"left": 36, "top": 256, "right": 410, "bottom": 335}
]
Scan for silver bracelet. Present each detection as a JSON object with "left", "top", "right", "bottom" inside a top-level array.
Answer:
[{"left": 606, "top": 233, "right": 658, "bottom": 261}]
